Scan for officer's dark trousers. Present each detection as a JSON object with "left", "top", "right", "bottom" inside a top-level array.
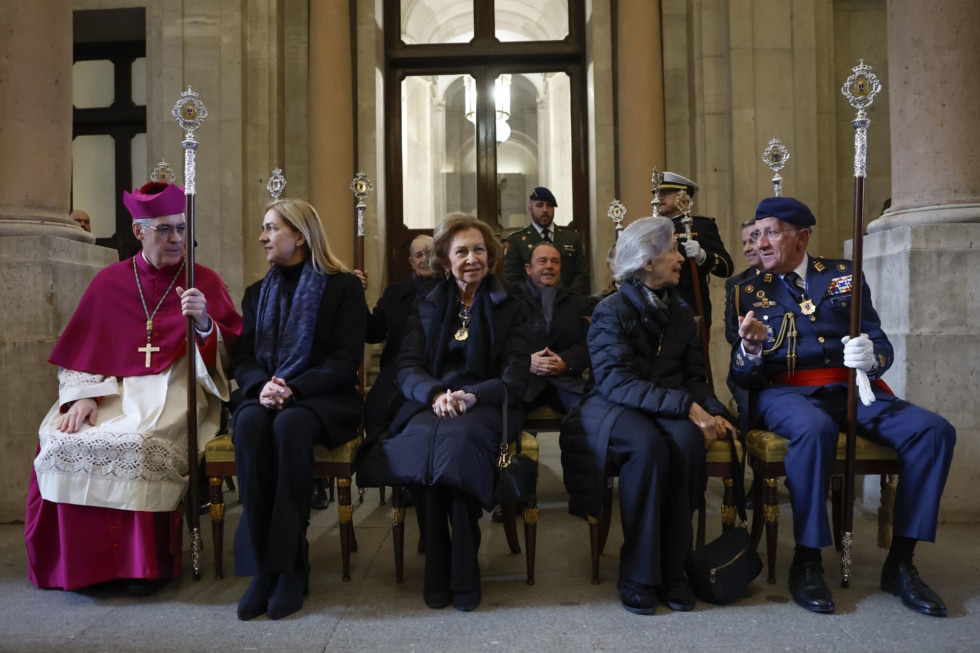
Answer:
[
  {"left": 607, "top": 408, "right": 706, "bottom": 587},
  {"left": 233, "top": 403, "right": 324, "bottom": 576},
  {"left": 421, "top": 485, "right": 483, "bottom": 597},
  {"left": 756, "top": 384, "right": 956, "bottom": 548}
]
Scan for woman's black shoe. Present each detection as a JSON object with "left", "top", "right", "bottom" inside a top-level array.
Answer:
[
  {"left": 237, "top": 572, "right": 277, "bottom": 621},
  {"left": 267, "top": 573, "right": 306, "bottom": 620}
]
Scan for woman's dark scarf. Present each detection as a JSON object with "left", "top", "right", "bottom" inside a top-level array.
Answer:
[
  {"left": 426, "top": 275, "right": 493, "bottom": 381},
  {"left": 254, "top": 259, "right": 329, "bottom": 380}
]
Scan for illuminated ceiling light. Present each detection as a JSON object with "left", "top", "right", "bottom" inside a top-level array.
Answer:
[{"left": 464, "top": 74, "right": 512, "bottom": 142}]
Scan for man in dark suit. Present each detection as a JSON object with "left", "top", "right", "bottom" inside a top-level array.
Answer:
[
  {"left": 657, "top": 172, "right": 733, "bottom": 330},
  {"left": 731, "top": 196, "right": 955, "bottom": 617},
  {"left": 515, "top": 242, "right": 593, "bottom": 414},
  {"left": 504, "top": 186, "right": 590, "bottom": 295},
  {"left": 724, "top": 219, "right": 765, "bottom": 346}
]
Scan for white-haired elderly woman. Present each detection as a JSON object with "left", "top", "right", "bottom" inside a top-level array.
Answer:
[{"left": 560, "top": 216, "right": 734, "bottom": 616}]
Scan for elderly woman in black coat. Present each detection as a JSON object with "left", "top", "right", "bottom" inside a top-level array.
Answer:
[
  {"left": 560, "top": 216, "right": 733, "bottom": 616},
  {"left": 359, "top": 213, "right": 529, "bottom": 612},
  {"left": 231, "top": 198, "right": 366, "bottom": 621}
]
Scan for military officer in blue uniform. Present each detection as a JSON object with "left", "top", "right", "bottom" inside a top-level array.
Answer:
[
  {"left": 731, "top": 197, "right": 955, "bottom": 617},
  {"left": 504, "top": 187, "right": 590, "bottom": 295},
  {"left": 658, "top": 172, "right": 734, "bottom": 330}
]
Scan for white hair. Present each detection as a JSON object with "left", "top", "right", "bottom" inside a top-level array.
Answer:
[{"left": 613, "top": 216, "right": 675, "bottom": 283}]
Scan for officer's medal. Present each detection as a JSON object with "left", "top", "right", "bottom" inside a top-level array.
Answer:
[{"left": 799, "top": 297, "right": 815, "bottom": 315}]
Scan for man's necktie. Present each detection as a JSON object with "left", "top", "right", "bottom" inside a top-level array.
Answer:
[
  {"left": 784, "top": 271, "right": 805, "bottom": 293},
  {"left": 541, "top": 228, "right": 551, "bottom": 242}
]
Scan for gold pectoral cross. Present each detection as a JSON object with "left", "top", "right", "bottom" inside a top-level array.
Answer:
[{"left": 138, "top": 341, "right": 160, "bottom": 367}]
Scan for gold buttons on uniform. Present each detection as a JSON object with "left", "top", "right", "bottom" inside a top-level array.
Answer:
[{"left": 818, "top": 337, "right": 825, "bottom": 343}]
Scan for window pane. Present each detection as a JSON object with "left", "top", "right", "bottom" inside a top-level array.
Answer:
[
  {"left": 131, "top": 133, "right": 147, "bottom": 187},
  {"left": 496, "top": 0, "right": 568, "bottom": 42},
  {"left": 402, "top": 0, "right": 473, "bottom": 44},
  {"left": 72, "top": 135, "right": 116, "bottom": 238},
  {"left": 73, "top": 60, "right": 115, "bottom": 109},
  {"left": 498, "top": 72, "right": 572, "bottom": 230},
  {"left": 131, "top": 57, "right": 147, "bottom": 106},
  {"left": 402, "top": 74, "right": 477, "bottom": 229}
]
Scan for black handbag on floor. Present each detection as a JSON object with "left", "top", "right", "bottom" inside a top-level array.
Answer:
[
  {"left": 686, "top": 434, "right": 762, "bottom": 604},
  {"left": 494, "top": 390, "right": 537, "bottom": 504}
]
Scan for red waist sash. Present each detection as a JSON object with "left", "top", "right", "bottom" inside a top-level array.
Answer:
[{"left": 771, "top": 368, "right": 893, "bottom": 395}]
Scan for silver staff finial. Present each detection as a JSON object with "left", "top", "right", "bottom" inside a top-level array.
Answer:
[
  {"left": 676, "top": 189, "right": 695, "bottom": 241},
  {"left": 651, "top": 167, "right": 664, "bottom": 218},
  {"left": 171, "top": 87, "right": 208, "bottom": 196},
  {"left": 762, "top": 138, "right": 791, "bottom": 197},
  {"left": 607, "top": 199, "right": 627, "bottom": 239},
  {"left": 267, "top": 168, "right": 287, "bottom": 200},
  {"left": 841, "top": 60, "right": 882, "bottom": 179},
  {"left": 350, "top": 172, "right": 374, "bottom": 238},
  {"left": 150, "top": 159, "right": 176, "bottom": 184}
]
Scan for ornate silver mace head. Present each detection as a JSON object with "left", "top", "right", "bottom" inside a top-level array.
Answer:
[{"left": 762, "top": 138, "right": 791, "bottom": 197}]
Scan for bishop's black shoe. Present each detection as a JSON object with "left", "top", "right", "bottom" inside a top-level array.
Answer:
[
  {"left": 881, "top": 560, "right": 947, "bottom": 617},
  {"left": 788, "top": 557, "right": 835, "bottom": 614}
]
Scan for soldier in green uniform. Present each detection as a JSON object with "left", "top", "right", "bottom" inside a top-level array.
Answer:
[{"left": 503, "top": 187, "right": 590, "bottom": 295}]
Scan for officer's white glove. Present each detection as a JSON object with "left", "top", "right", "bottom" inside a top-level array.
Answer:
[
  {"left": 841, "top": 334, "right": 876, "bottom": 406},
  {"left": 682, "top": 239, "right": 707, "bottom": 265}
]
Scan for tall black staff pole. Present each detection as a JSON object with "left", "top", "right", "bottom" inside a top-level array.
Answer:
[
  {"left": 172, "top": 86, "right": 209, "bottom": 581},
  {"left": 839, "top": 60, "right": 882, "bottom": 588}
]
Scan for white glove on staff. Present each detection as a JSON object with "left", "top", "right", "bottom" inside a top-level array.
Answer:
[
  {"left": 842, "top": 334, "right": 876, "bottom": 406},
  {"left": 682, "top": 239, "right": 706, "bottom": 264}
]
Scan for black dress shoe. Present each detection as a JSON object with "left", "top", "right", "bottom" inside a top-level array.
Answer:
[
  {"left": 788, "top": 558, "right": 835, "bottom": 614},
  {"left": 656, "top": 578, "right": 696, "bottom": 612},
  {"left": 423, "top": 590, "right": 451, "bottom": 609},
  {"left": 617, "top": 574, "right": 657, "bottom": 615},
  {"left": 881, "top": 561, "right": 947, "bottom": 617},
  {"left": 311, "top": 478, "right": 329, "bottom": 510},
  {"left": 237, "top": 572, "right": 278, "bottom": 621},
  {"left": 490, "top": 505, "right": 503, "bottom": 523}
]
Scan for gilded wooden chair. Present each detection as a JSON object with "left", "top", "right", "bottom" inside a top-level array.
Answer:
[
  {"left": 203, "top": 433, "right": 362, "bottom": 581},
  {"left": 745, "top": 428, "right": 899, "bottom": 583}
]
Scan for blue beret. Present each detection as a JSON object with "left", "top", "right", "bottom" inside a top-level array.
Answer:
[
  {"left": 529, "top": 186, "right": 557, "bottom": 207},
  {"left": 755, "top": 196, "right": 816, "bottom": 227}
]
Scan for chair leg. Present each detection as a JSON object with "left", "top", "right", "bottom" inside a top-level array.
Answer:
[
  {"left": 392, "top": 487, "right": 406, "bottom": 584},
  {"left": 749, "top": 470, "right": 765, "bottom": 548},
  {"left": 878, "top": 473, "right": 897, "bottom": 549},
  {"left": 208, "top": 476, "right": 225, "bottom": 580},
  {"left": 721, "top": 476, "right": 736, "bottom": 532},
  {"left": 831, "top": 475, "right": 844, "bottom": 551},
  {"left": 223, "top": 475, "right": 236, "bottom": 492},
  {"left": 763, "top": 477, "right": 779, "bottom": 584},
  {"left": 379, "top": 486, "right": 387, "bottom": 505},
  {"left": 588, "top": 515, "right": 601, "bottom": 585},
  {"left": 501, "top": 503, "right": 521, "bottom": 554},
  {"left": 327, "top": 476, "right": 336, "bottom": 503},
  {"left": 337, "top": 478, "right": 353, "bottom": 582},
  {"left": 523, "top": 498, "right": 538, "bottom": 586},
  {"left": 598, "top": 476, "right": 614, "bottom": 555}
]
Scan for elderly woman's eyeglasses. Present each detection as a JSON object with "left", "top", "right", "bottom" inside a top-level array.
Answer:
[{"left": 143, "top": 224, "right": 187, "bottom": 238}]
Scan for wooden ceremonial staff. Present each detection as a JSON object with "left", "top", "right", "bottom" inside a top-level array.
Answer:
[
  {"left": 172, "top": 87, "right": 208, "bottom": 581},
  {"left": 839, "top": 60, "right": 882, "bottom": 588}
]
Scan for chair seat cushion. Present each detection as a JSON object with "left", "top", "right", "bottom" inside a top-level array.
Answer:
[
  {"left": 705, "top": 437, "right": 743, "bottom": 464},
  {"left": 746, "top": 429, "right": 897, "bottom": 462},
  {"left": 204, "top": 433, "right": 363, "bottom": 465},
  {"left": 514, "top": 432, "right": 540, "bottom": 462}
]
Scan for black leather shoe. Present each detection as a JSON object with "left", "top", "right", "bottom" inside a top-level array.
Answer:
[
  {"left": 490, "top": 505, "right": 503, "bottom": 523},
  {"left": 126, "top": 578, "right": 168, "bottom": 597},
  {"left": 656, "top": 578, "right": 696, "bottom": 612},
  {"left": 617, "top": 574, "right": 657, "bottom": 615},
  {"left": 788, "top": 558, "right": 835, "bottom": 614},
  {"left": 311, "top": 478, "right": 329, "bottom": 510},
  {"left": 881, "top": 561, "right": 947, "bottom": 617},
  {"left": 237, "top": 572, "right": 277, "bottom": 621},
  {"left": 423, "top": 590, "right": 451, "bottom": 609}
]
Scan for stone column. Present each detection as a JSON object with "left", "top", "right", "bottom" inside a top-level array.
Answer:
[
  {"left": 0, "top": 1, "right": 116, "bottom": 521},
  {"left": 309, "top": 1, "right": 356, "bottom": 268},
  {"left": 861, "top": 0, "right": 980, "bottom": 522},
  {"left": 616, "top": 0, "right": 666, "bottom": 223},
  {"left": 0, "top": 1, "right": 90, "bottom": 242}
]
